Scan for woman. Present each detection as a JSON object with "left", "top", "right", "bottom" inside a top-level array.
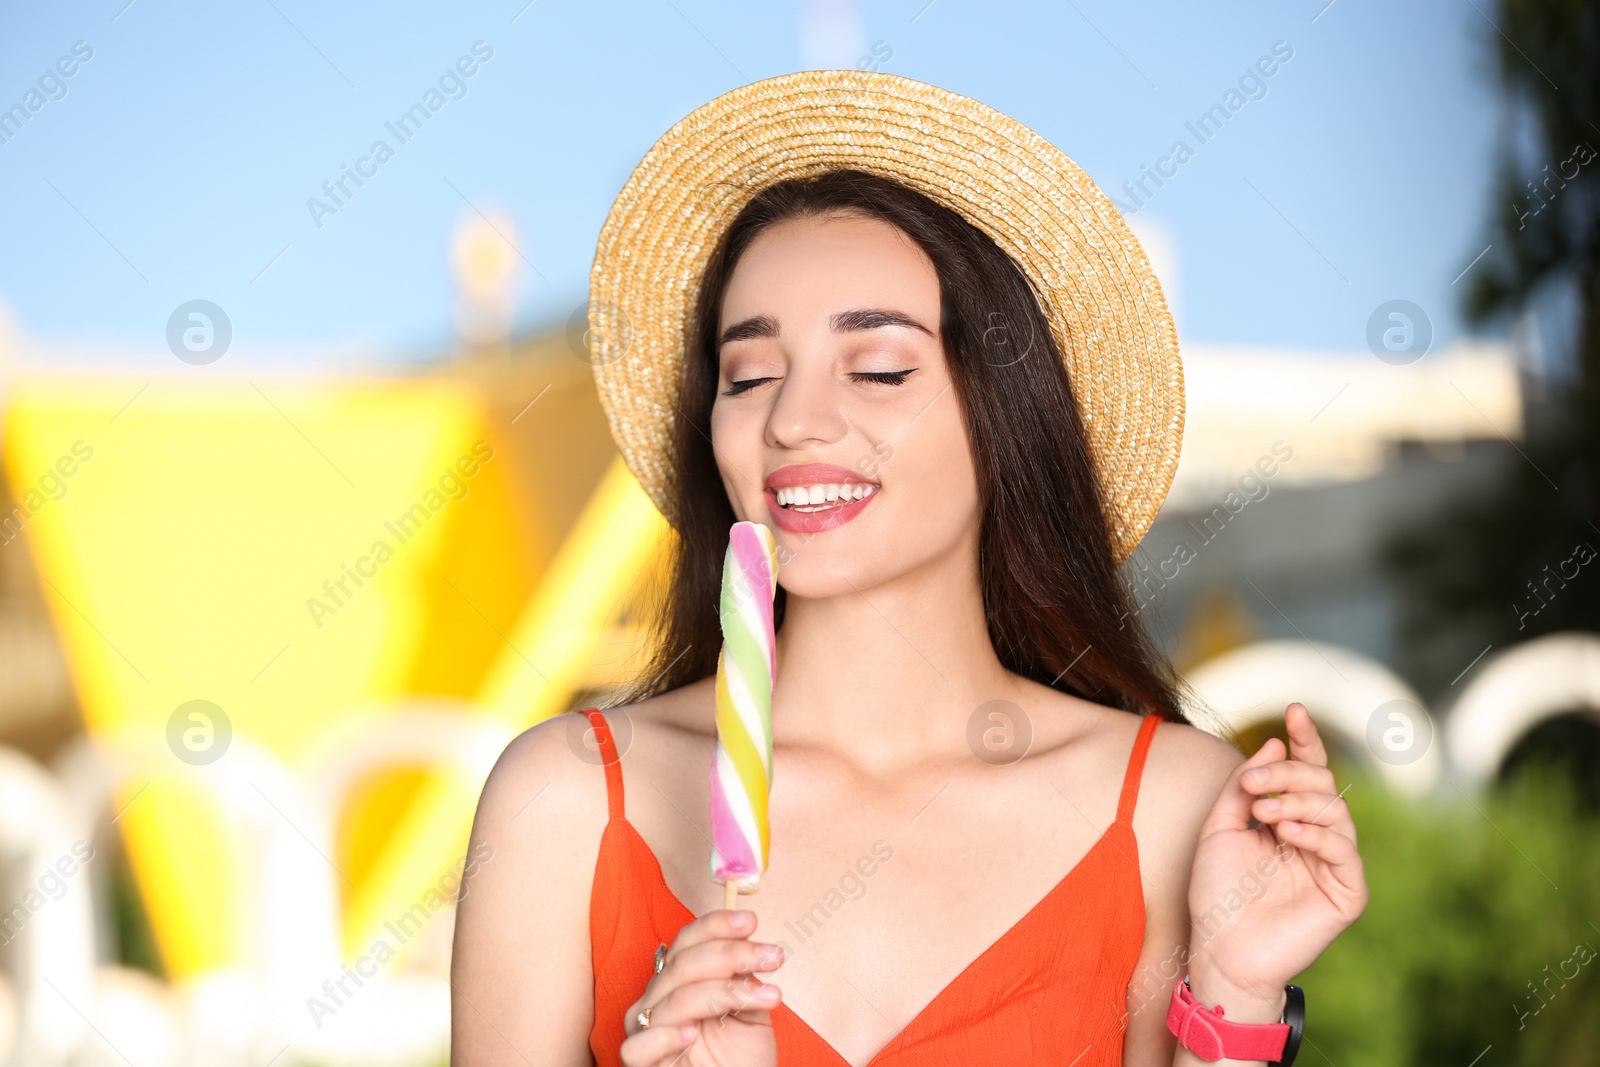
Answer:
[{"left": 452, "top": 71, "right": 1366, "bottom": 1067}]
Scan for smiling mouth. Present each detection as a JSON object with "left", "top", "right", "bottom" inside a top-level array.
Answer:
[{"left": 772, "top": 482, "right": 880, "bottom": 513}]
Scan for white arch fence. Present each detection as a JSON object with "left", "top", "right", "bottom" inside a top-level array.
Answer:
[
  {"left": 0, "top": 701, "right": 518, "bottom": 1067},
  {"left": 1182, "top": 631, "right": 1600, "bottom": 797}
]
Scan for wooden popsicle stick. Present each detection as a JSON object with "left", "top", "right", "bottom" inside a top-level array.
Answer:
[{"left": 724, "top": 878, "right": 739, "bottom": 912}]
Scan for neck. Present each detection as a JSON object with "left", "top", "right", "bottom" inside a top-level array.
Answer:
[{"left": 770, "top": 542, "right": 1018, "bottom": 774}]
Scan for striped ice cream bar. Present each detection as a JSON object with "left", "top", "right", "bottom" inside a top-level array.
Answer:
[{"left": 708, "top": 521, "right": 779, "bottom": 892}]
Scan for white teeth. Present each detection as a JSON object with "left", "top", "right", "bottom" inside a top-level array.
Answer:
[{"left": 774, "top": 482, "right": 879, "bottom": 509}]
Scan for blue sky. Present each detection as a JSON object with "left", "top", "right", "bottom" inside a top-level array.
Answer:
[{"left": 0, "top": 0, "right": 1506, "bottom": 365}]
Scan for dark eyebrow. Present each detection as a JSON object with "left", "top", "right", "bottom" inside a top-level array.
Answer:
[
  {"left": 717, "top": 315, "right": 778, "bottom": 347},
  {"left": 829, "top": 308, "right": 934, "bottom": 336},
  {"left": 718, "top": 308, "right": 935, "bottom": 348}
]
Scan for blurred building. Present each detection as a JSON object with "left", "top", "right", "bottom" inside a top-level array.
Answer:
[{"left": 1137, "top": 339, "right": 1520, "bottom": 691}]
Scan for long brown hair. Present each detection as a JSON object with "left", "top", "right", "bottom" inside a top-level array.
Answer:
[{"left": 619, "top": 168, "right": 1189, "bottom": 723}]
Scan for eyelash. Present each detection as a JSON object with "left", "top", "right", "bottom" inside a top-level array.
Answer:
[
  {"left": 721, "top": 369, "right": 916, "bottom": 396},
  {"left": 853, "top": 369, "right": 915, "bottom": 386}
]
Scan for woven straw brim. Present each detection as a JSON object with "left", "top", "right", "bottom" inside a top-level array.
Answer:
[{"left": 588, "top": 69, "right": 1183, "bottom": 565}]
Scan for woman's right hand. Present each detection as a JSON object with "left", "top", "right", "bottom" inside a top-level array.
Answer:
[{"left": 619, "top": 907, "right": 786, "bottom": 1067}]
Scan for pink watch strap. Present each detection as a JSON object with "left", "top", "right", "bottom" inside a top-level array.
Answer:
[{"left": 1166, "top": 977, "right": 1290, "bottom": 1061}]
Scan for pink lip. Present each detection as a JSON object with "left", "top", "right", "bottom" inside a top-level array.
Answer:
[
  {"left": 764, "top": 463, "right": 875, "bottom": 490},
  {"left": 764, "top": 462, "right": 880, "bottom": 534}
]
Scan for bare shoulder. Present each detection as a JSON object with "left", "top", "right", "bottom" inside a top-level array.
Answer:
[
  {"left": 1144, "top": 716, "right": 1245, "bottom": 804},
  {"left": 448, "top": 685, "right": 712, "bottom": 1063},
  {"left": 469, "top": 677, "right": 710, "bottom": 829},
  {"left": 1013, "top": 679, "right": 1239, "bottom": 784},
  {"left": 1133, "top": 715, "right": 1245, "bottom": 871},
  {"left": 450, "top": 709, "right": 615, "bottom": 1065},
  {"left": 1013, "top": 677, "right": 1243, "bottom": 851},
  {"left": 469, "top": 706, "right": 626, "bottom": 867}
]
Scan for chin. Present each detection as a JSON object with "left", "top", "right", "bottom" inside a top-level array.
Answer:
[
  {"left": 738, "top": 490, "right": 974, "bottom": 600},
  {"left": 774, "top": 555, "right": 887, "bottom": 601}
]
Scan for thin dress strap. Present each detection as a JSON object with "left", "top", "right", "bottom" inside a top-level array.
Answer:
[
  {"left": 583, "top": 708, "right": 626, "bottom": 823},
  {"left": 1115, "top": 712, "right": 1163, "bottom": 825}
]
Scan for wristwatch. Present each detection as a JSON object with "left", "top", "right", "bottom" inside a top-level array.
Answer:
[{"left": 1166, "top": 975, "right": 1303, "bottom": 1065}]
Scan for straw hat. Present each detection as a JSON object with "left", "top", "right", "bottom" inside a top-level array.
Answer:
[{"left": 587, "top": 69, "right": 1183, "bottom": 564}]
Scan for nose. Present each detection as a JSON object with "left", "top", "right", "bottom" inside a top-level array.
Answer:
[{"left": 765, "top": 355, "right": 849, "bottom": 451}]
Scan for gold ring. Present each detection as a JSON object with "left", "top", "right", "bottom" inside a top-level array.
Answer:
[
  {"left": 654, "top": 943, "right": 667, "bottom": 974},
  {"left": 636, "top": 1006, "right": 652, "bottom": 1030}
]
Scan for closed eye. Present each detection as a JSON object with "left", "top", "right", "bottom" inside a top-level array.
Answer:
[
  {"left": 723, "top": 376, "right": 777, "bottom": 397},
  {"left": 850, "top": 369, "right": 916, "bottom": 385}
]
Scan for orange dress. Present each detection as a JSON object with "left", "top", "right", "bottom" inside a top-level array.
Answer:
[{"left": 584, "top": 706, "right": 1162, "bottom": 1066}]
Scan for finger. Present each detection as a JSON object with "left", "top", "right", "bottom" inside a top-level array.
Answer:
[
  {"left": 1199, "top": 738, "right": 1286, "bottom": 834},
  {"left": 659, "top": 908, "right": 760, "bottom": 971},
  {"left": 1240, "top": 759, "right": 1336, "bottom": 798},
  {"left": 1274, "top": 820, "right": 1367, "bottom": 895},
  {"left": 659, "top": 935, "right": 786, "bottom": 989},
  {"left": 645, "top": 975, "right": 782, "bottom": 1031},
  {"left": 1284, "top": 702, "right": 1328, "bottom": 768},
  {"left": 619, "top": 1022, "right": 699, "bottom": 1067},
  {"left": 1251, "top": 791, "right": 1356, "bottom": 844}
]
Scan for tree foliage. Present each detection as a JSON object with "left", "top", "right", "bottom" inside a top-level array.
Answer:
[
  {"left": 1379, "top": 0, "right": 1600, "bottom": 703},
  {"left": 1300, "top": 769, "right": 1600, "bottom": 1065}
]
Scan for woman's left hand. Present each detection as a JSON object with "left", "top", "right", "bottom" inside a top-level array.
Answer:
[{"left": 1183, "top": 701, "right": 1369, "bottom": 1012}]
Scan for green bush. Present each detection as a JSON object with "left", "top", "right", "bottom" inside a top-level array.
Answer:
[{"left": 1298, "top": 768, "right": 1600, "bottom": 1065}]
